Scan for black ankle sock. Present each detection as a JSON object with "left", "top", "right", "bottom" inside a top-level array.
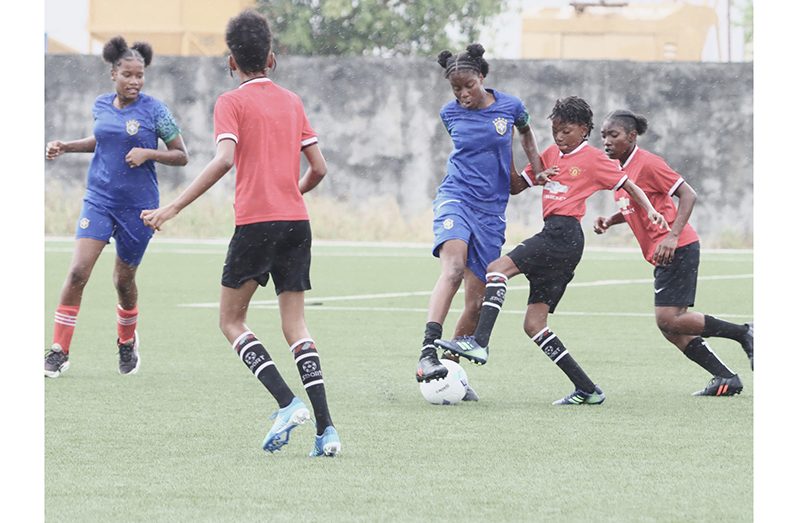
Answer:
[
  {"left": 292, "top": 339, "right": 333, "bottom": 435},
  {"left": 533, "top": 328, "right": 595, "bottom": 393},
  {"left": 683, "top": 336, "right": 735, "bottom": 378},
  {"left": 423, "top": 321, "right": 442, "bottom": 349},
  {"left": 702, "top": 315, "right": 748, "bottom": 342},
  {"left": 474, "top": 272, "right": 508, "bottom": 347},
  {"left": 233, "top": 332, "right": 294, "bottom": 408}
]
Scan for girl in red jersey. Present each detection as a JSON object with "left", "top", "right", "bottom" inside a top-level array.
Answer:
[
  {"left": 437, "top": 96, "right": 667, "bottom": 405},
  {"left": 594, "top": 109, "right": 753, "bottom": 397},
  {"left": 141, "top": 10, "right": 339, "bottom": 457}
]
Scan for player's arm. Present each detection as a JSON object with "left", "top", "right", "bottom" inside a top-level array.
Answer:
[
  {"left": 620, "top": 178, "right": 669, "bottom": 230},
  {"left": 509, "top": 151, "right": 528, "bottom": 195},
  {"left": 298, "top": 143, "right": 327, "bottom": 194},
  {"left": 593, "top": 211, "right": 625, "bottom": 234},
  {"left": 45, "top": 136, "right": 96, "bottom": 159},
  {"left": 652, "top": 181, "right": 696, "bottom": 265},
  {"left": 140, "top": 139, "right": 235, "bottom": 230},
  {"left": 516, "top": 124, "right": 545, "bottom": 177},
  {"left": 126, "top": 135, "right": 188, "bottom": 168}
]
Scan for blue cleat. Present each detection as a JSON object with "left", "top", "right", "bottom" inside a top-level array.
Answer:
[
  {"left": 310, "top": 426, "right": 341, "bottom": 457},
  {"left": 262, "top": 397, "right": 311, "bottom": 453}
]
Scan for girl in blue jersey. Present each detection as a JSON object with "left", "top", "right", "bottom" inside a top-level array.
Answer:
[
  {"left": 416, "top": 44, "right": 551, "bottom": 387},
  {"left": 44, "top": 36, "right": 188, "bottom": 378}
]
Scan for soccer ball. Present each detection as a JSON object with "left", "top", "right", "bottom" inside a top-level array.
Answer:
[{"left": 419, "top": 359, "right": 469, "bottom": 405}]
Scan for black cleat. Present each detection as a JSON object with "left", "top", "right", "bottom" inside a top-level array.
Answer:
[
  {"left": 741, "top": 323, "right": 753, "bottom": 370},
  {"left": 693, "top": 374, "right": 743, "bottom": 397},
  {"left": 416, "top": 347, "right": 448, "bottom": 382}
]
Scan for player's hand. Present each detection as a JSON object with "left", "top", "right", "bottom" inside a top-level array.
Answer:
[
  {"left": 45, "top": 141, "right": 66, "bottom": 160},
  {"left": 535, "top": 166, "right": 559, "bottom": 185},
  {"left": 126, "top": 147, "right": 151, "bottom": 168},
  {"left": 140, "top": 205, "right": 178, "bottom": 231},
  {"left": 653, "top": 235, "right": 678, "bottom": 265},
  {"left": 593, "top": 216, "right": 611, "bottom": 234},
  {"left": 647, "top": 210, "right": 670, "bottom": 231}
]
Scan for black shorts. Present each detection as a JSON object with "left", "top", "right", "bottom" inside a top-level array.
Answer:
[
  {"left": 653, "top": 241, "right": 699, "bottom": 307},
  {"left": 507, "top": 215, "right": 584, "bottom": 313},
  {"left": 221, "top": 220, "right": 312, "bottom": 294}
]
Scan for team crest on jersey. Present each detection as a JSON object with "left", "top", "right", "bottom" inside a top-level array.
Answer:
[
  {"left": 493, "top": 117, "right": 508, "bottom": 136},
  {"left": 568, "top": 166, "right": 582, "bottom": 177},
  {"left": 125, "top": 119, "right": 140, "bottom": 136},
  {"left": 79, "top": 218, "right": 90, "bottom": 229},
  {"left": 443, "top": 218, "right": 455, "bottom": 230}
]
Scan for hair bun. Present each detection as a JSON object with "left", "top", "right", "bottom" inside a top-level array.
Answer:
[
  {"left": 102, "top": 36, "right": 128, "bottom": 64},
  {"left": 466, "top": 43, "right": 485, "bottom": 59},
  {"left": 437, "top": 50, "right": 453, "bottom": 69},
  {"left": 131, "top": 41, "right": 153, "bottom": 67}
]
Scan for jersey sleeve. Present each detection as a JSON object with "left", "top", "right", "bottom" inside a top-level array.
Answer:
[
  {"left": 213, "top": 94, "right": 239, "bottom": 144},
  {"left": 645, "top": 154, "right": 684, "bottom": 196},
  {"left": 593, "top": 150, "right": 628, "bottom": 191},
  {"left": 298, "top": 100, "right": 318, "bottom": 149},
  {"left": 512, "top": 98, "right": 531, "bottom": 130},
  {"left": 439, "top": 107, "right": 453, "bottom": 136},
  {"left": 153, "top": 101, "right": 181, "bottom": 143}
]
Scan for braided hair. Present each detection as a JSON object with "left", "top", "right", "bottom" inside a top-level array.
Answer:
[
  {"left": 102, "top": 36, "right": 153, "bottom": 68},
  {"left": 437, "top": 43, "right": 489, "bottom": 78},
  {"left": 605, "top": 109, "right": 648, "bottom": 136},
  {"left": 225, "top": 9, "right": 272, "bottom": 75},
  {"left": 549, "top": 96, "right": 594, "bottom": 136}
]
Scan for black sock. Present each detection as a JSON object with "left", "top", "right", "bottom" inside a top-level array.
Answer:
[
  {"left": 702, "top": 315, "right": 748, "bottom": 342},
  {"left": 532, "top": 327, "right": 596, "bottom": 393},
  {"left": 292, "top": 339, "right": 333, "bottom": 435},
  {"left": 233, "top": 331, "right": 294, "bottom": 408},
  {"left": 474, "top": 272, "right": 508, "bottom": 347},
  {"left": 683, "top": 337, "right": 735, "bottom": 378},
  {"left": 422, "top": 322, "right": 442, "bottom": 352}
]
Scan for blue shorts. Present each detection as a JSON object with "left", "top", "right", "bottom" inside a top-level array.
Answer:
[
  {"left": 75, "top": 199, "right": 154, "bottom": 266},
  {"left": 431, "top": 198, "right": 506, "bottom": 282}
]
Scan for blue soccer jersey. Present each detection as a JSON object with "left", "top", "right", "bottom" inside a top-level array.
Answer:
[
  {"left": 84, "top": 93, "right": 181, "bottom": 209},
  {"left": 436, "top": 89, "right": 530, "bottom": 215}
]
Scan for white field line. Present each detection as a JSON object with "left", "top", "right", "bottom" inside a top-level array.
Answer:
[{"left": 180, "top": 273, "right": 753, "bottom": 309}]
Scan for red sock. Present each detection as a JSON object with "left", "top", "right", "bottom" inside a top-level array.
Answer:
[
  {"left": 53, "top": 304, "right": 80, "bottom": 353},
  {"left": 117, "top": 305, "right": 138, "bottom": 344}
]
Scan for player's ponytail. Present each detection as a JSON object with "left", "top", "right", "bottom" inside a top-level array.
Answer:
[{"left": 607, "top": 109, "right": 648, "bottom": 136}]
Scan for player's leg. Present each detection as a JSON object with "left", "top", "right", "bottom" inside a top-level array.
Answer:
[
  {"left": 523, "top": 302, "right": 604, "bottom": 405},
  {"left": 278, "top": 291, "right": 340, "bottom": 457},
  {"left": 418, "top": 238, "right": 469, "bottom": 381},
  {"left": 45, "top": 237, "right": 107, "bottom": 377},
  {"left": 220, "top": 222, "right": 308, "bottom": 452},
  {"left": 451, "top": 268, "right": 485, "bottom": 338},
  {"left": 656, "top": 308, "right": 742, "bottom": 397},
  {"left": 109, "top": 206, "right": 156, "bottom": 375}
]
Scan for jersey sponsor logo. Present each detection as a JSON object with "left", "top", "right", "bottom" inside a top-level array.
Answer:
[
  {"left": 493, "top": 117, "right": 508, "bottom": 136},
  {"left": 79, "top": 218, "right": 90, "bottom": 229},
  {"left": 568, "top": 166, "right": 582, "bottom": 177},
  {"left": 443, "top": 218, "right": 455, "bottom": 230},
  {"left": 544, "top": 180, "right": 569, "bottom": 194},
  {"left": 125, "top": 119, "right": 140, "bottom": 136}
]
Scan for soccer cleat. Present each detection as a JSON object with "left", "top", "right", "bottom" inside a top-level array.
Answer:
[
  {"left": 44, "top": 344, "right": 70, "bottom": 378},
  {"left": 309, "top": 426, "right": 341, "bottom": 457},
  {"left": 416, "top": 347, "right": 448, "bottom": 382},
  {"left": 741, "top": 323, "right": 753, "bottom": 370},
  {"left": 552, "top": 385, "right": 605, "bottom": 405},
  {"left": 462, "top": 385, "right": 480, "bottom": 402},
  {"left": 117, "top": 331, "right": 140, "bottom": 375},
  {"left": 692, "top": 374, "right": 743, "bottom": 397},
  {"left": 434, "top": 336, "right": 488, "bottom": 366},
  {"left": 262, "top": 397, "right": 311, "bottom": 453}
]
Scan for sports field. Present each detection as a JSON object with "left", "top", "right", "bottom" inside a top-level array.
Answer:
[{"left": 44, "top": 238, "right": 753, "bottom": 522}]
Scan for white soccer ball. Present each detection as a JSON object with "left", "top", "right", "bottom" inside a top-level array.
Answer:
[{"left": 419, "top": 359, "right": 469, "bottom": 405}]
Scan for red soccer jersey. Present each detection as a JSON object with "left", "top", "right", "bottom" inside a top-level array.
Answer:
[
  {"left": 523, "top": 142, "right": 628, "bottom": 221},
  {"left": 614, "top": 146, "right": 700, "bottom": 265},
  {"left": 213, "top": 78, "right": 319, "bottom": 225}
]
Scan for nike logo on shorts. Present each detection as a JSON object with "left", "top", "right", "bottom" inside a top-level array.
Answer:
[{"left": 654, "top": 287, "right": 665, "bottom": 294}]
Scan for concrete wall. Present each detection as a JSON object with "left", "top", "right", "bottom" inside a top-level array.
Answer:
[{"left": 44, "top": 55, "right": 753, "bottom": 246}]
